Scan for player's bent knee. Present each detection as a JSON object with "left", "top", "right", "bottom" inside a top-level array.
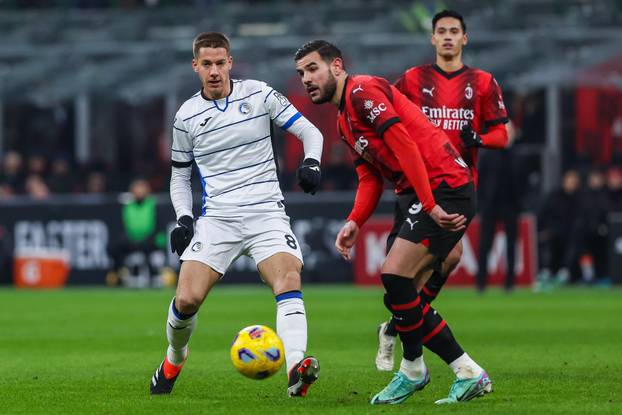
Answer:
[
  {"left": 274, "top": 270, "right": 301, "bottom": 294},
  {"left": 444, "top": 244, "right": 463, "bottom": 273},
  {"left": 175, "top": 292, "right": 203, "bottom": 313}
]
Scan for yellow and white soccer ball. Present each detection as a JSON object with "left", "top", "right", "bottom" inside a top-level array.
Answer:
[{"left": 230, "top": 325, "right": 285, "bottom": 379}]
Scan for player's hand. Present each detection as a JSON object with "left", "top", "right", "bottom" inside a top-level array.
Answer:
[
  {"left": 460, "top": 124, "right": 483, "bottom": 148},
  {"left": 335, "top": 220, "right": 359, "bottom": 261},
  {"left": 429, "top": 205, "right": 466, "bottom": 232},
  {"left": 170, "top": 215, "right": 194, "bottom": 256},
  {"left": 296, "top": 158, "right": 321, "bottom": 194}
]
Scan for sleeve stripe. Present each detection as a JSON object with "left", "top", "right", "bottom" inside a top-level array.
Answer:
[
  {"left": 263, "top": 89, "right": 275, "bottom": 103},
  {"left": 280, "top": 112, "right": 302, "bottom": 130},
  {"left": 171, "top": 148, "right": 193, "bottom": 154},
  {"left": 484, "top": 117, "right": 509, "bottom": 127},
  {"left": 377, "top": 117, "right": 400, "bottom": 137},
  {"left": 172, "top": 160, "right": 193, "bottom": 168},
  {"left": 173, "top": 125, "right": 189, "bottom": 133},
  {"left": 353, "top": 158, "right": 366, "bottom": 167},
  {"left": 272, "top": 103, "right": 292, "bottom": 120}
]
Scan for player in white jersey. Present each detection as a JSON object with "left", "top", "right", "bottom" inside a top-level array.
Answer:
[{"left": 150, "top": 32, "right": 322, "bottom": 397}]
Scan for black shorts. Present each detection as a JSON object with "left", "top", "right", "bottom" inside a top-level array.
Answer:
[{"left": 386, "top": 181, "right": 476, "bottom": 260}]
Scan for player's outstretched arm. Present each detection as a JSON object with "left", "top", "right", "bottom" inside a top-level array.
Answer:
[
  {"left": 346, "top": 160, "right": 384, "bottom": 229},
  {"left": 263, "top": 84, "right": 324, "bottom": 194},
  {"left": 285, "top": 115, "right": 323, "bottom": 194}
]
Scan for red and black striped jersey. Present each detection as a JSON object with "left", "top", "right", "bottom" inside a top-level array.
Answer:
[
  {"left": 337, "top": 74, "right": 471, "bottom": 194},
  {"left": 395, "top": 64, "right": 508, "bottom": 183}
]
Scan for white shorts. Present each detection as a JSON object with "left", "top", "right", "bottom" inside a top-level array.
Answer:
[{"left": 179, "top": 206, "right": 303, "bottom": 276}]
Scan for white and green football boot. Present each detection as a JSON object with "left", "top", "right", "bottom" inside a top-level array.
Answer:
[
  {"left": 370, "top": 369, "right": 430, "bottom": 405},
  {"left": 435, "top": 371, "right": 492, "bottom": 404}
]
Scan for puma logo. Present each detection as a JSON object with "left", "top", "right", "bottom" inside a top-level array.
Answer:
[
  {"left": 199, "top": 117, "right": 211, "bottom": 127},
  {"left": 405, "top": 218, "right": 418, "bottom": 230},
  {"left": 422, "top": 86, "right": 435, "bottom": 97}
]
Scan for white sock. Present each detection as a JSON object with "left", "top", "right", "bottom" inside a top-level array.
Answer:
[
  {"left": 449, "top": 353, "right": 484, "bottom": 379},
  {"left": 166, "top": 297, "right": 197, "bottom": 365},
  {"left": 400, "top": 356, "right": 426, "bottom": 381},
  {"left": 276, "top": 295, "right": 307, "bottom": 372}
]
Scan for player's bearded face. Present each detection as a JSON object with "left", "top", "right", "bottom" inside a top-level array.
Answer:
[
  {"left": 193, "top": 47, "right": 233, "bottom": 99},
  {"left": 296, "top": 54, "right": 337, "bottom": 104},
  {"left": 432, "top": 17, "right": 467, "bottom": 60},
  {"left": 311, "top": 70, "right": 337, "bottom": 104}
]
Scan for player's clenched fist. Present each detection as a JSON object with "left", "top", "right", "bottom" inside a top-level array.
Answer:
[
  {"left": 459, "top": 124, "right": 483, "bottom": 148},
  {"left": 170, "top": 215, "right": 194, "bottom": 256},
  {"left": 296, "top": 158, "right": 321, "bottom": 194}
]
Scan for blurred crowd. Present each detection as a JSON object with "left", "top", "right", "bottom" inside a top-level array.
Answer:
[
  {"left": 0, "top": 150, "right": 131, "bottom": 198},
  {"left": 537, "top": 166, "right": 622, "bottom": 284}
]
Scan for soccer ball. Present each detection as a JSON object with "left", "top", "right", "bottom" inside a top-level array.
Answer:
[{"left": 230, "top": 325, "right": 285, "bottom": 379}]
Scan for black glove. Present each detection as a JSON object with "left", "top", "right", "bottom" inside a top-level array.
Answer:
[
  {"left": 296, "top": 158, "right": 321, "bottom": 194},
  {"left": 460, "top": 124, "right": 483, "bottom": 148},
  {"left": 170, "top": 215, "right": 194, "bottom": 256}
]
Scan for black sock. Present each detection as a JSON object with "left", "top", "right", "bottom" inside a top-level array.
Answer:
[
  {"left": 381, "top": 273, "right": 424, "bottom": 361},
  {"left": 384, "top": 317, "right": 398, "bottom": 337},
  {"left": 421, "top": 301, "right": 464, "bottom": 364},
  {"left": 421, "top": 267, "right": 448, "bottom": 304}
]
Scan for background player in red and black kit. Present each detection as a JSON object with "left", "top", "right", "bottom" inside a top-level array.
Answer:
[
  {"left": 295, "top": 40, "right": 491, "bottom": 405},
  {"left": 376, "top": 8, "right": 509, "bottom": 391}
]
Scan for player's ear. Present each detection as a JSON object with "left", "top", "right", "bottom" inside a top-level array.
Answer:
[
  {"left": 462, "top": 33, "right": 468, "bottom": 47},
  {"left": 331, "top": 57, "right": 344, "bottom": 76},
  {"left": 192, "top": 59, "right": 199, "bottom": 73}
]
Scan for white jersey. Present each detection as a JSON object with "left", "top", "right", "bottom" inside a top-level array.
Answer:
[{"left": 172, "top": 79, "right": 312, "bottom": 214}]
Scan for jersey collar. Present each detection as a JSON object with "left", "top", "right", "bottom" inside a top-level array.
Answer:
[
  {"left": 201, "top": 79, "right": 234, "bottom": 112},
  {"left": 432, "top": 63, "right": 468, "bottom": 79}
]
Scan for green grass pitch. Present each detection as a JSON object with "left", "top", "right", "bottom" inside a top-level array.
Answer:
[{"left": 1, "top": 286, "right": 621, "bottom": 414}]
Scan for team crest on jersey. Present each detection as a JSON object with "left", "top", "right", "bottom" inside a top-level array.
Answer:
[
  {"left": 191, "top": 242, "right": 203, "bottom": 252},
  {"left": 465, "top": 83, "right": 473, "bottom": 100},
  {"left": 239, "top": 102, "right": 252, "bottom": 114}
]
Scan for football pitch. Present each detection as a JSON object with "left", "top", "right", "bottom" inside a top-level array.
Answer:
[{"left": 1, "top": 286, "right": 621, "bottom": 414}]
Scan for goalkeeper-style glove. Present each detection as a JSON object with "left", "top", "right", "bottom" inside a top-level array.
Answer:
[
  {"left": 170, "top": 215, "right": 194, "bottom": 256},
  {"left": 296, "top": 158, "right": 321, "bottom": 194},
  {"left": 460, "top": 124, "right": 483, "bottom": 148}
]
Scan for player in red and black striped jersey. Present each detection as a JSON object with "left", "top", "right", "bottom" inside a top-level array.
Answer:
[
  {"left": 394, "top": 10, "right": 509, "bottom": 302},
  {"left": 374, "top": 9, "right": 505, "bottom": 402},
  {"left": 295, "top": 39, "right": 489, "bottom": 405},
  {"left": 394, "top": 59, "right": 508, "bottom": 187}
]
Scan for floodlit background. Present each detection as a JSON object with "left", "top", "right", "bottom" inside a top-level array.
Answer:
[{"left": 0, "top": 0, "right": 620, "bottom": 288}]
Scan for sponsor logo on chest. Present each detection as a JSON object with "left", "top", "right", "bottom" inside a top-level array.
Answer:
[
  {"left": 421, "top": 105, "right": 475, "bottom": 131},
  {"left": 364, "top": 99, "right": 388, "bottom": 123}
]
